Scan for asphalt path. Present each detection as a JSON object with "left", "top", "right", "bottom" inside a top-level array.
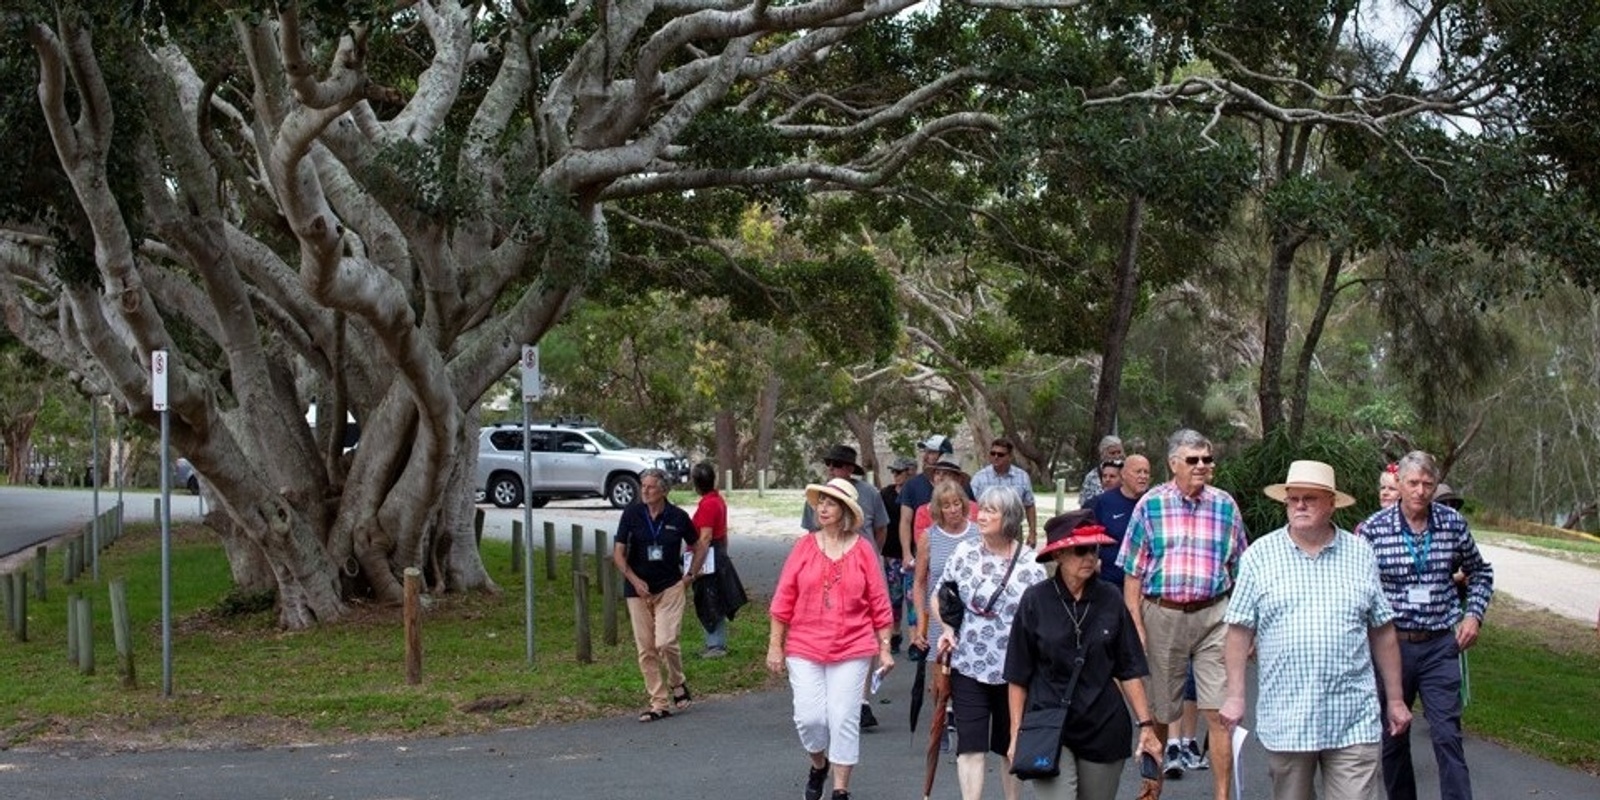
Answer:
[
  {"left": 0, "top": 486, "right": 205, "bottom": 563},
  {"left": 1, "top": 500, "right": 1597, "bottom": 799}
]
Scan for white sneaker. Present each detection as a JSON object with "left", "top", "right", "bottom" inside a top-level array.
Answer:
[
  {"left": 1164, "top": 743, "right": 1185, "bottom": 779},
  {"left": 1182, "top": 740, "right": 1210, "bottom": 770}
]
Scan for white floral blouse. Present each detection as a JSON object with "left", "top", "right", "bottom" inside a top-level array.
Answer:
[{"left": 939, "top": 539, "right": 1046, "bottom": 685}]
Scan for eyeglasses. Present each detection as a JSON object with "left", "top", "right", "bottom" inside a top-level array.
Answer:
[
  {"left": 989, "top": 450, "right": 1011, "bottom": 458},
  {"left": 1182, "top": 455, "right": 1216, "bottom": 466}
]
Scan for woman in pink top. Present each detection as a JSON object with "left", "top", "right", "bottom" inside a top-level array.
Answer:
[{"left": 769, "top": 477, "right": 895, "bottom": 800}]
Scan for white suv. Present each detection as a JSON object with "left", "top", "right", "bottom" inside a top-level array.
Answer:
[{"left": 474, "top": 421, "right": 690, "bottom": 509}]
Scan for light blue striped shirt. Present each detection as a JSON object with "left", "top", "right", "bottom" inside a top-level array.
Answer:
[{"left": 1224, "top": 527, "right": 1394, "bottom": 752}]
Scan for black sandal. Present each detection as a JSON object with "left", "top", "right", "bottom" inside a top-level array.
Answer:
[
  {"left": 638, "top": 709, "right": 671, "bottom": 723},
  {"left": 671, "top": 684, "right": 692, "bottom": 710}
]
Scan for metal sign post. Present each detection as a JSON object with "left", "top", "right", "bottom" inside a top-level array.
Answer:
[
  {"left": 520, "top": 345, "right": 542, "bottom": 666},
  {"left": 152, "top": 350, "right": 173, "bottom": 697},
  {"left": 90, "top": 398, "right": 100, "bottom": 581}
]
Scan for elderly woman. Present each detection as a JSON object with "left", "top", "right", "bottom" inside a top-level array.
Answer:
[
  {"left": 933, "top": 486, "right": 1048, "bottom": 800},
  {"left": 1005, "top": 509, "right": 1162, "bottom": 800},
  {"left": 768, "top": 477, "right": 895, "bottom": 800},
  {"left": 912, "top": 477, "right": 982, "bottom": 652}
]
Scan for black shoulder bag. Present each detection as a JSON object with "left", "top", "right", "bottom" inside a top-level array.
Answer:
[
  {"left": 939, "top": 542, "right": 1022, "bottom": 635},
  {"left": 1010, "top": 582, "right": 1091, "bottom": 781}
]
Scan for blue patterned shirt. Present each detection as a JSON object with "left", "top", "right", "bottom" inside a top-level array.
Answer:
[
  {"left": 1225, "top": 528, "right": 1394, "bottom": 752},
  {"left": 1357, "top": 503, "right": 1493, "bottom": 630},
  {"left": 969, "top": 465, "right": 1036, "bottom": 507}
]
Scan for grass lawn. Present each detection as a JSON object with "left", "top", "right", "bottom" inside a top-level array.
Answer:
[
  {"left": 1466, "top": 600, "right": 1600, "bottom": 773},
  {"left": 0, "top": 523, "right": 774, "bottom": 749}
]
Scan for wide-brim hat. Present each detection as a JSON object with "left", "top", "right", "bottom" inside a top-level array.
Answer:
[
  {"left": 919, "top": 434, "right": 953, "bottom": 454},
  {"left": 1263, "top": 460, "right": 1356, "bottom": 509},
  {"left": 821, "top": 444, "right": 866, "bottom": 476},
  {"left": 931, "top": 457, "right": 967, "bottom": 481},
  {"left": 1434, "top": 483, "right": 1464, "bottom": 510},
  {"left": 1036, "top": 508, "right": 1116, "bottom": 562},
  {"left": 805, "top": 477, "right": 864, "bottom": 527}
]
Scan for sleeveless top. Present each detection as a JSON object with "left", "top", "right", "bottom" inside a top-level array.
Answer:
[{"left": 924, "top": 520, "right": 980, "bottom": 646}]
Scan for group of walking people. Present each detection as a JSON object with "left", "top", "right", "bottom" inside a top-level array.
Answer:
[{"left": 615, "top": 427, "right": 1496, "bottom": 800}]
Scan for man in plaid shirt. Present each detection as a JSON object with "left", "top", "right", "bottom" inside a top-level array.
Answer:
[
  {"left": 1221, "top": 460, "right": 1412, "bottom": 800},
  {"left": 1117, "top": 429, "right": 1248, "bottom": 800},
  {"left": 1358, "top": 451, "right": 1493, "bottom": 800}
]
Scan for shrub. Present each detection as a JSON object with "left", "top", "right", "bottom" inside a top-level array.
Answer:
[{"left": 1212, "top": 427, "right": 1386, "bottom": 540}]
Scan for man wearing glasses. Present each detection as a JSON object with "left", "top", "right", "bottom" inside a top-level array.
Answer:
[
  {"left": 1220, "top": 460, "right": 1411, "bottom": 800},
  {"left": 968, "top": 437, "right": 1039, "bottom": 546},
  {"left": 1117, "top": 429, "right": 1248, "bottom": 800}
]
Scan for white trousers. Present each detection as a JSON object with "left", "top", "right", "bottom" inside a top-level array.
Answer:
[{"left": 787, "top": 655, "right": 872, "bottom": 766}]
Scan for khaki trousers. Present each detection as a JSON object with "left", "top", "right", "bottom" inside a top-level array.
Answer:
[
  {"left": 627, "top": 582, "right": 687, "bottom": 713},
  {"left": 1266, "top": 742, "right": 1383, "bottom": 800}
]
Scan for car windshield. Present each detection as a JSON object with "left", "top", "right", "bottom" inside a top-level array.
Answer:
[{"left": 584, "top": 428, "right": 629, "bottom": 450}]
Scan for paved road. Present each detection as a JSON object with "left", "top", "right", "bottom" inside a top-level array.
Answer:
[
  {"left": 1478, "top": 542, "right": 1600, "bottom": 624},
  {"left": 0, "top": 486, "right": 205, "bottom": 563},
  {"left": 2, "top": 499, "right": 1597, "bottom": 799}
]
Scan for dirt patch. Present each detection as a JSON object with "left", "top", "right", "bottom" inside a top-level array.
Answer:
[{"left": 1488, "top": 596, "right": 1600, "bottom": 656}]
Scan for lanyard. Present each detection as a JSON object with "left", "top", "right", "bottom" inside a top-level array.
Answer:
[
  {"left": 1401, "top": 518, "right": 1432, "bottom": 576},
  {"left": 639, "top": 506, "right": 666, "bottom": 545}
]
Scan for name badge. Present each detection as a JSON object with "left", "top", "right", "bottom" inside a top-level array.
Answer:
[
  {"left": 646, "top": 545, "right": 665, "bottom": 562},
  {"left": 1406, "top": 585, "right": 1430, "bottom": 605}
]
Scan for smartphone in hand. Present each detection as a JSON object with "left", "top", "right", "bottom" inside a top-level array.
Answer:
[{"left": 1139, "top": 751, "right": 1161, "bottom": 781}]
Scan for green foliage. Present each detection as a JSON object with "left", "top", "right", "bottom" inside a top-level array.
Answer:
[{"left": 1213, "top": 426, "right": 1386, "bottom": 540}]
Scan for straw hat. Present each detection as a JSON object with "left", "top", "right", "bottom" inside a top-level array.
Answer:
[
  {"left": 805, "top": 477, "right": 864, "bottom": 527},
  {"left": 1262, "top": 460, "right": 1356, "bottom": 509}
]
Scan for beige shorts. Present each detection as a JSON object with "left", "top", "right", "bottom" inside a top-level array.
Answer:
[{"left": 1140, "top": 595, "right": 1229, "bottom": 722}]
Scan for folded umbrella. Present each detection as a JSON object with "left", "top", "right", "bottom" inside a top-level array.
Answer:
[{"left": 922, "top": 651, "right": 952, "bottom": 800}]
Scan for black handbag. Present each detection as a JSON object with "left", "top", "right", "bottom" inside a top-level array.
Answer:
[
  {"left": 938, "top": 543, "right": 1023, "bottom": 635},
  {"left": 1009, "top": 655, "right": 1086, "bottom": 781}
]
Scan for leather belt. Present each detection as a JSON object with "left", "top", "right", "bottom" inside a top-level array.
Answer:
[
  {"left": 1145, "top": 593, "right": 1228, "bottom": 613},
  {"left": 1396, "top": 628, "right": 1450, "bottom": 643}
]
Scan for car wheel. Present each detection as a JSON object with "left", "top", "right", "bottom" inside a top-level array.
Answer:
[
  {"left": 489, "top": 473, "right": 524, "bottom": 509},
  {"left": 529, "top": 496, "right": 550, "bottom": 509},
  {"left": 186, "top": 475, "right": 200, "bottom": 495},
  {"left": 607, "top": 474, "right": 641, "bottom": 508}
]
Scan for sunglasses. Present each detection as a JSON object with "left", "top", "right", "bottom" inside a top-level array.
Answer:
[
  {"left": 989, "top": 450, "right": 1011, "bottom": 458},
  {"left": 1101, "top": 459, "right": 1124, "bottom": 469},
  {"left": 1065, "top": 545, "right": 1097, "bottom": 557},
  {"left": 1182, "top": 455, "right": 1216, "bottom": 466},
  {"left": 824, "top": 460, "right": 848, "bottom": 469}
]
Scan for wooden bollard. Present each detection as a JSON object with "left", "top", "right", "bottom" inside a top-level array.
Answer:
[
  {"left": 75, "top": 595, "right": 94, "bottom": 675},
  {"left": 403, "top": 567, "right": 422, "bottom": 685},
  {"left": 473, "top": 507, "right": 486, "bottom": 547},
  {"left": 11, "top": 572, "right": 27, "bottom": 642},
  {"left": 601, "top": 559, "right": 618, "bottom": 646},
  {"left": 573, "top": 572, "right": 592, "bottom": 663},
  {"left": 1, "top": 573, "right": 13, "bottom": 633},
  {"left": 152, "top": 497, "right": 161, "bottom": 523},
  {"left": 510, "top": 520, "right": 524, "bottom": 574},
  {"left": 109, "top": 579, "right": 135, "bottom": 688},
  {"left": 570, "top": 524, "right": 583, "bottom": 578},
  {"left": 34, "top": 545, "right": 47, "bottom": 601},
  {"left": 592, "top": 529, "right": 606, "bottom": 591},
  {"left": 63, "top": 539, "right": 77, "bottom": 585},
  {"left": 66, "top": 591, "right": 80, "bottom": 663},
  {"left": 543, "top": 521, "right": 557, "bottom": 580},
  {"left": 1054, "top": 477, "right": 1067, "bottom": 514},
  {"left": 724, "top": 468, "right": 734, "bottom": 493}
]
